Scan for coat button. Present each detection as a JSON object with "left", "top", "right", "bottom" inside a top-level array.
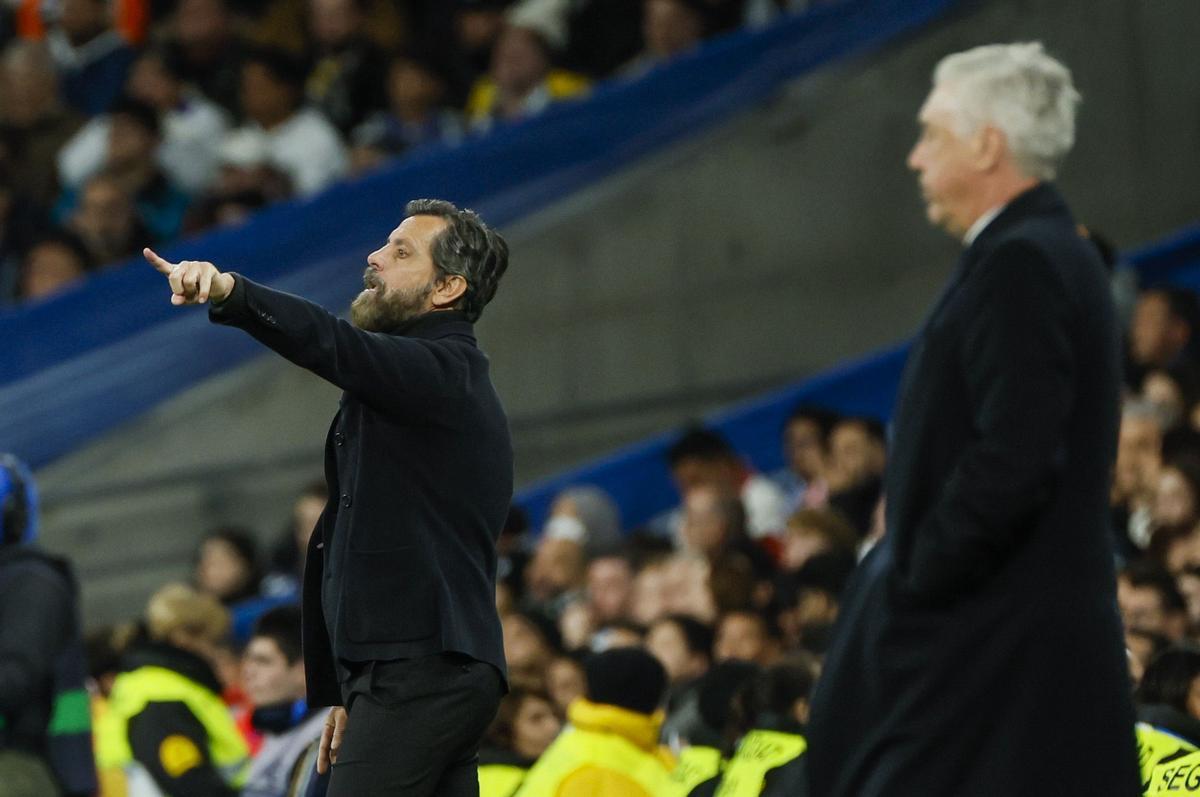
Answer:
[
  {"left": 334, "top": 432, "right": 345, "bottom": 446},
  {"left": 341, "top": 494, "right": 352, "bottom": 508}
]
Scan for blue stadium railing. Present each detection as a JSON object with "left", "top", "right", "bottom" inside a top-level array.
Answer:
[{"left": 0, "top": 0, "right": 966, "bottom": 469}]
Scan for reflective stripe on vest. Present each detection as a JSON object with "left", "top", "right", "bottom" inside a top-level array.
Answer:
[
  {"left": 1150, "top": 749, "right": 1200, "bottom": 795},
  {"left": 672, "top": 745, "right": 723, "bottom": 793},
  {"left": 95, "top": 665, "right": 249, "bottom": 787},
  {"left": 479, "top": 763, "right": 527, "bottom": 797},
  {"left": 714, "top": 729, "right": 806, "bottom": 797},
  {"left": 1140, "top": 722, "right": 1199, "bottom": 789},
  {"left": 514, "top": 727, "right": 682, "bottom": 797}
]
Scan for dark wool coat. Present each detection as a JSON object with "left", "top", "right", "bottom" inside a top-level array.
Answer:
[{"left": 807, "top": 184, "right": 1140, "bottom": 796}]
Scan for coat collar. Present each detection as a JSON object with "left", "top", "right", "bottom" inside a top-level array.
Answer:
[
  {"left": 567, "top": 698, "right": 665, "bottom": 752},
  {"left": 122, "top": 640, "right": 224, "bottom": 694},
  {"left": 964, "top": 181, "right": 1072, "bottom": 261},
  {"left": 385, "top": 310, "right": 476, "bottom": 343}
]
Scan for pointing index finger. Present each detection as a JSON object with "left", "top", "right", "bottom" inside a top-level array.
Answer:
[{"left": 143, "top": 247, "right": 174, "bottom": 275}]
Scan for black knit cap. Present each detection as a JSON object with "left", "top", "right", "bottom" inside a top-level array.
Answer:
[{"left": 584, "top": 648, "right": 667, "bottom": 715}]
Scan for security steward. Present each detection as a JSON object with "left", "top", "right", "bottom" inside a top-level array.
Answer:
[{"left": 95, "top": 583, "right": 249, "bottom": 796}]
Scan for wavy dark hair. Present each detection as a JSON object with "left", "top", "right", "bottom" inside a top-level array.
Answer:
[{"left": 405, "top": 199, "right": 509, "bottom": 322}]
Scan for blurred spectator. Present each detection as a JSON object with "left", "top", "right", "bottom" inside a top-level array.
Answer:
[
  {"left": 665, "top": 426, "right": 790, "bottom": 539},
  {"left": 544, "top": 485, "right": 623, "bottom": 556},
  {"left": 224, "top": 47, "right": 347, "bottom": 196},
  {"left": 544, "top": 653, "right": 586, "bottom": 716},
  {"left": 480, "top": 687, "right": 562, "bottom": 796},
  {"left": 452, "top": 0, "right": 512, "bottom": 86},
  {"left": 1120, "top": 562, "right": 1189, "bottom": 648},
  {"left": 94, "top": 583, "right": 248, "bottom": 795},
  {"left": 183, "top": 130, "right": 294, "bottom": 234},
  {"left": 502, "top": 610, "right": 561, "bottom": 691},
  {"left": 0, "top": 454, "right": 96, "bottom": 797},
  {"left": 713, "top": 610, "right": 781, "bottom": 667},
  {"left": 19, "top": 229, "right": 92, "bottom": 301},
  {"left": 464, "top": 11, "right": 588, "bottom": 133},
  {"left": 584, "top": 549, "right": 635, "bottom": 627},
  {"left": 824, "top": 416, "right": 886, "bottom": 537},
  {"left": 1135, "top": 646, "right": 1200, "bottom": 787},
  {"left": 691, "top": 661, "right": 814, "bottom": 797},
  {"left": 303, "top": 0, "right": 387, "bottom": 133},
  {"left": 43, "top": 0, "right": 135, "bottom": 114},
  {"left": 516, "top": 647, "right": 676, "bottom": 796},
  {"left": 591, "top": 619, "right": 645, "bottom": 652},
  {"left": 670, "top": 658, "right": 759, "bottom": 751},
  {"left": 240, "top": 606, "right": 326, "bottom": 797},
  {"left": 60, "top": 49, "right": 231, "bottom": 195},
  {"left": 775, "top": 550, "right": 853, "bottom": 655},
  {"left": 56, "top": 97, "right": 189, "bottom": 242},
  {"left": 0, "top": 41, "right": 84, "bottom": 207},
  {"left": 1143, "top": 366, "right": 1200, "bottom": 434},
  {"left": 777, "top": 405, "right": 839, "bottom": 512},
  {"left": 349, "top": 50, "right": 464, "bottom": 174},
  {"left": 1114, "top": 400, "right": 1167, "bottom": 558},
  {"left": 680, "top": 486, "right": 775, "bottom": 587},
  {"left": 647, "top": 613, "right": 713, "bottom": 754},
  {"left": 1129, "top": 287, "right": 1200, "bottom": 393},
  {"left": 621, "top": 0, "right": 710, "bottom": 78},
  {"left": 0, "top": 163, "right": 51, "bottom": 303},
  {"left": 525, "top": 486, "right": 621, "bottom": 621},
  {"left": 66, "top": 171, "right": 151, "bottom": 266},
  {"left": 1153, "top": 455, "right": 1200, "bottom": 533},
  {"left": 194, "top": 526, "right": 263, "bottom": 606},
  {"left": 779, "top": 507, "right": 857, "bottom": 573},
  {"left": 263, "top": 479, "right": 327, "bottom": 596},
  {"left": 168, "top": 0, "right": 244, "bottom": 115},
  {"left": 496, "top": 506, "right": 534, "bottom": 616}
]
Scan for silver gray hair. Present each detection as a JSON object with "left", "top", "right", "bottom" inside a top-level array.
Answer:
[{"left": 933, "top": 42, "right": 1080, "bottom": 181}]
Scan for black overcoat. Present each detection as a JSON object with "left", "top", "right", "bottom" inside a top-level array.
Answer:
[
  {"left": 211, "top": 277, "right": 512, "bottom": 707},
  {"left": 807, "top": 184, "right": 1140, "bottom": 795}
]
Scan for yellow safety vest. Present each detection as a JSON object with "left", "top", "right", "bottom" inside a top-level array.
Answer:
[
  {"left": 1149, "top": 749, "right": 1200, "bottom": 795},
  {"left": 479, "top": 763, "right": 527, "bottom": 797},
  {"left": 714, "top": 729, "right": 807, "bottom": 797},
  {"left": 1140, "top": 723, "right": 1199, "bottom": 790},
  {"left": 671, "top": 745, "right": 723, "bottom": 794},
  {"left": 514, "top": 727, "right": 682, "bottom": 797},
  {"left": 95, "top": 665, "right": 249, "bottom": 795}
]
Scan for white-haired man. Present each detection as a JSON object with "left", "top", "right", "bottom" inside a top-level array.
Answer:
[{"left": 807, "top": 43, "right": 1140, "bottom": 795}]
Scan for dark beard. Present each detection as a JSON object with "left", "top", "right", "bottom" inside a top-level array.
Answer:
[{"left": 350, "top": 278, "right": 435, "bottom": 331}]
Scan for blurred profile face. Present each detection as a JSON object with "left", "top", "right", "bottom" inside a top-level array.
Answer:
[
  {"left": 310, "top": 0, "right": 361, "bottom": 50},
  {"left": 781, "top": 522, "right": 830, "bottom": 571},
  {"left": 512, "top": 695, "right": 561, "bottom": 760},
  {"left": 352, "top": 214, "right": 447, "bottom": 331},
  {"left": 502, "top": 614, "right": 550, "bottom": 672},
  {"left": 545, "top": 656, "right": 585, "bottom": 714},
  {"left": 241, "top": 637, "right": 304, "bottom": 706},
  {"left": 646, "top": 619, "right": 707, "bottom": 684},
  {"left": 827, "top": 423, "right": 884, "bottom": 491},
  {"left": 1114, "top": 415, "right": 1162, "bottom": 503},
  {"left": 491, "top": 26, "right": 549, "bottom": 97},
  {"left": 1117, "top": 577, "right": 1167, "bottom": 636},
  {"left": 680, "top": 487, "right": 730, "bottom": 556},
  {"left": 241, "top": 63, "right": 297, "bottom": 128},
  {"left": 586, "top": 557, "right": 633, "bottom": 624},
  {"left": 1144, "top": 371, "right": 1186, "bottom": 428},
  {"left": 74, "top": 178, "right": 136, "bottom": 249},
  {"left": 714, "top": 612, "right": 775, "bottom": 665},
  {"left": 456, "top": 8, "right": 505, "bottom": 54},
  {"left": 22, "top": 242, "right": 86, "bottom": 299},
  {"left": 176, "top": 0, "right": 230, "bottom": 49},
  {"left": 0, "top": 51, "right": 58, "bottom": 125},
  {"left": 1154, "top": 467, "right": 1198, "bottom": 529},
  {"left": 908, "top": 84, "right": 984, "bottom": 238},
  {"left": 128, "top": 54, "right": 179, "bottom": 110},
  {"left": 59, "top": 0, "right": 107, "bottom": 44},
  {"left": 525, "top": 538, "right": 585, "bottom": 603},
  {"left": 629, "top": 563, "right": 669, "bottom": 626},
  {"left": 108, "top": 114, "right": 159, "bottom": 169},
  {"left": 388, "top": 59, "right": 443, "bottom": 116},
  {"left": 195, "top": 538, "right": 253, "bottom": 601},
  {"left": 1132, "top": 294, "right": 1187, "bottom": 367},
  {"left": 643, "top": 0, "right": 704, "bottom": 59},
  {"left": 784, "top": 418, "right": 826, "bottom": 482},
  {"left": 293, "top": 493, "right": 326, "bottom": 553}
]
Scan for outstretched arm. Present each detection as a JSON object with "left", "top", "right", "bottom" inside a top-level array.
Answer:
[{"left": 143, "top": 248, "right": 235, "bottom": 306}]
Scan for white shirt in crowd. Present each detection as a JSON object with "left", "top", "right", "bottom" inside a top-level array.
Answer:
[{"left": 228, "top": 108, "right": 349, "bottom": 197}]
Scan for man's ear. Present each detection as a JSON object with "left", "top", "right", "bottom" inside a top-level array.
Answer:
[
  {"left": 973, "top": 125, "right": 1008, "bottom": 172},
  {"left": 432, "top": 274, "right": 468, "bottom": 309}
]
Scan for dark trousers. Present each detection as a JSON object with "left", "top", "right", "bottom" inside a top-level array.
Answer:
[{"left": 327, "top": 653, "right": 503, "bottom": 797}]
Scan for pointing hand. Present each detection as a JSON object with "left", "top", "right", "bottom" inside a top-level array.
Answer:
[{"left": 143, "top": 247, "right": 235, "bottom": 306}]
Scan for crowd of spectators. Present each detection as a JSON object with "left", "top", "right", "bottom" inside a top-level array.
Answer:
[{"left": 0, "top": 0, "right": 831, "bottom": 306}]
